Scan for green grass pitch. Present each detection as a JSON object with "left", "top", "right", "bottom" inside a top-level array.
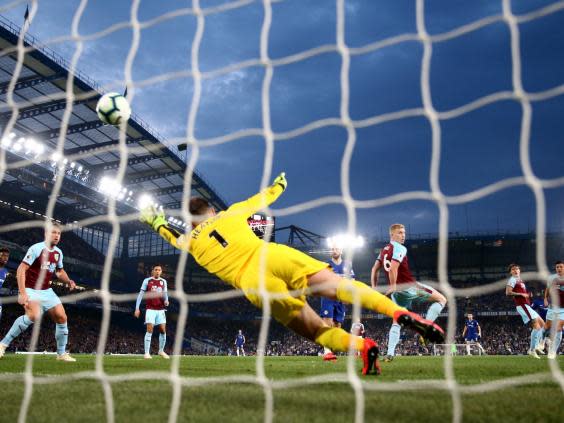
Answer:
[{"left": 0, "top": 354, "right": 562, "bottom": 422}]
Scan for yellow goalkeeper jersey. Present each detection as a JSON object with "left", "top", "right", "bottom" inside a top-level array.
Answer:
[{"left": 157, "top": 184, "right": 283, "bottom": 285}]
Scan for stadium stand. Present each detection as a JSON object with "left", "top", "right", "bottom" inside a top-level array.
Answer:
[
  {"left": 0, "top": 11, "right": 562, "bottom": 361},
  {"left": 0, "top": 300, "right": 551, "bottom": 357}
]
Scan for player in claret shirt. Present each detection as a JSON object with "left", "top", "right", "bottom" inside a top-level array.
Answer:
[
  {"left": 544, "top": 260, "right": 564, "bottom": 359},
  {"left": 371, "top": 223, "right": 447, "bottom": 362},
  {"left": 506, "top": 263, "right": 545, "bottom": 358},
  {"left": 135, "top": 264, "right": 169, "bottom": 359},
  {"left": 0, "top": 222, "right": 77, "bottom": 361}
]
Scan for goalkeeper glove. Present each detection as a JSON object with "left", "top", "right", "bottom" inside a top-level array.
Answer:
[
  {"left": 139, "top": 205, "right": 167, "bottom": 232},
  {"left": 272, "top": 172, "right": 287, "bottom": 191}
]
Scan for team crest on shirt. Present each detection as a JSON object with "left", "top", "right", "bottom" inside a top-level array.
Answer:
[{"left": 54, "top": 253, "right": 59, "bottom": 261}]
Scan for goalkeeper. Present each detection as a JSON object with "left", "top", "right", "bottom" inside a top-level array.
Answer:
[{"left": 140, "top": 172, "right": 444, "bottom": 375}]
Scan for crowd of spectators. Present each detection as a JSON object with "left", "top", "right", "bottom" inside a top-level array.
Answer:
[
  {"left": 0, "top": 209, "right": 105, "bottom": 266},
  {"left": 2, "top": 300, "right": 558, "bottom": 357},
  {"left": 0, "top": 208, "right": 560, "bottom": 358},
  {"left": 184, "top": 282, "right": 260, "bottom": 317},
  {"left": 0, "top": 304, "right": 148, "bottom": 354},
  {"left": 144, "top": 276, "right": 543, "bottom": 320},
  {"left": 358, "top": 316, "right": 538, "bottom": 356}
]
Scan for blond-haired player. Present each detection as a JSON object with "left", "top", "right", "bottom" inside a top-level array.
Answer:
[
  {"left": 371, "top": 224, "right": 447, "bottom": 361},
  {"left": 506, "top": 263, "right": 545, "bottom": 358},
  {"left": 0, "top": 222, "right": 76, "bottom": 361},
  {"left": 140, "top": 173, "right": 444, "bottom": 375}
]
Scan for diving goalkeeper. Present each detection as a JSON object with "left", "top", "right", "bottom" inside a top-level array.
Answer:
[{"left": 139, "top": 172, "right": 444, "bottom": 375}]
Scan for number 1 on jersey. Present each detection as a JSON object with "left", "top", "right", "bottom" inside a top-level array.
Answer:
[{"left": 209, "top": 230, "right": 228, "bottom": 248}]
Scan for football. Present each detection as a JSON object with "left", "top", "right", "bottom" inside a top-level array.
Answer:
[{"left": 95, "top": 92, "right": 131, "bottom": 125}]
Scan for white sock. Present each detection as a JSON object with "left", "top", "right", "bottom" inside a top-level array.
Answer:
[{"left": 425, "top": 302, "right": 444, "bottom": 322}]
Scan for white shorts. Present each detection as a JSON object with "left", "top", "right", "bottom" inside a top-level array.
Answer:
[
  {"left": 546, "top": 308, "right": 564, "bottom": 322},
  {"left": 516, "top": 304, "right": 539, "bottom": 325},
  {"left": 145, "top": 309, "right": 166, "bottom": 326},
  {"left": 25, "top": 288, "right": 62, "bottom": 313}
]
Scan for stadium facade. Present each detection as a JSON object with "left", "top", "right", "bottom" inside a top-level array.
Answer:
[{"left": 0, "top": 14, "right": 227, "bottom": 290}]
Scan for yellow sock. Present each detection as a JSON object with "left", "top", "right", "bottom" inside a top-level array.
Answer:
[
  {"left": 336, "top": 279, "right": 404, "bottom": 318},
  {"left": 314, "top": 326, "right": 364, "bottom": 353}
]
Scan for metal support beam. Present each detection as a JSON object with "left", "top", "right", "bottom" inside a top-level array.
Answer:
[
  {"left": 36, "top": 119, "right": 105, "bottom": 139},
  {"left": 5, "top": 167, "right": 107, "bottom": 215},
  {"left": 0, "top": 191, "right": 91, "bottom": 224},
  {"left": 163, "top": 201, "right": 181, "bottom": 210},
  {"left": 72, "top": 203, "right": 92, "bottom": 211},
  {"left": 0, "top": 97, "right": 93, "bottom": 120},
  {"left": 91, "top": 153, "right": 167, "bottom": 172},
  {"left": 64, "top": 136, "right": 145, "bottom": 156},
  {"left": 126, "top": 170, "right": 180, "bottom": 185},
  {"left": 146, "top": 184, "right": 189, "bottom": 197},
  {"left": 275, "top": 225, "right": 324, "bottom": 247},
  {"left": 0, "top": 73, "right": 65, "bottom": 95}
]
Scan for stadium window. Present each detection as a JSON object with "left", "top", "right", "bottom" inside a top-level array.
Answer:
[{"left": 131, "top": 236, "right": 138, "bottom": 257}]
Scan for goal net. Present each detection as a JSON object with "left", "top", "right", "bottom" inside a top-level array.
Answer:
[
  {"left": 0, "top": 1, "right": 563, "bottom": 422},
  {"left": 433, "top": 343, "right": 484, "bottom": 356}
]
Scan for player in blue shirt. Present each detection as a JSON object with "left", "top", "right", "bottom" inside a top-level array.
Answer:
[
  {"left": 531, "top": 298, "right": 548, "bottom": 322},
  {"left": 462, "top": 313, "right": 485, "bottom": 355},
  {"left": 0, "top": 247, "right": 11, "bottom": 322},
  {"left": 320, "top": 246, "right": 355, "bottom": 361},
  {"left": 235, "top": 330, "right": 246, "bottom": 356}
]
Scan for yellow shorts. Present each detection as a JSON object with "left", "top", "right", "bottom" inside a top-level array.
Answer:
[{"left": 236, "top": 243, "right": 328, "bottom": 325}]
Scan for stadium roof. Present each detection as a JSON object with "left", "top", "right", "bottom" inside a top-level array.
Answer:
[{"left": 0, "top": 14, "right": 227, "bottom": 226}]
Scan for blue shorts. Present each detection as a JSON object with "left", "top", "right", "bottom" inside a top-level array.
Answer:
[
  {"left": 546, "top": 307, "right": 564, "bottom": 322},
  {"left": 465, "top": 337, "right": 479, "bottom": 342},
  {"left": 145, "top": 309, "right": 166, "bottom": 325},
  {"left": 516, "top": 304, "right": 540, "bottom": 325},
  {"left": 25, "top": 288, "right": 61, "bottom": 313},
  {"left": 391, "top": 282, "right": 435, "bottom": 309},
  {"left": 320, "top": 298, "right": 345, "bottom": 323}
]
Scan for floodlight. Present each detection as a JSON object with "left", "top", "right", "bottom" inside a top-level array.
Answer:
[{"left": 137, "top": 194, "right": 154, "bottom": 209}]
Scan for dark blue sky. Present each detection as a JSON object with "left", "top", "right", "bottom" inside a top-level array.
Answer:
[{"left": 1, "top": 0, "right": 563, "bottom": 239}]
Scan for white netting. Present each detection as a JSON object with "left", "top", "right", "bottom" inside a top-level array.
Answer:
[
  {"left": 0, "top": 1, "right": 564, "bottom": 423},
  {"left": 433, "top": 343, "right": 485, "bottom": 356}
]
